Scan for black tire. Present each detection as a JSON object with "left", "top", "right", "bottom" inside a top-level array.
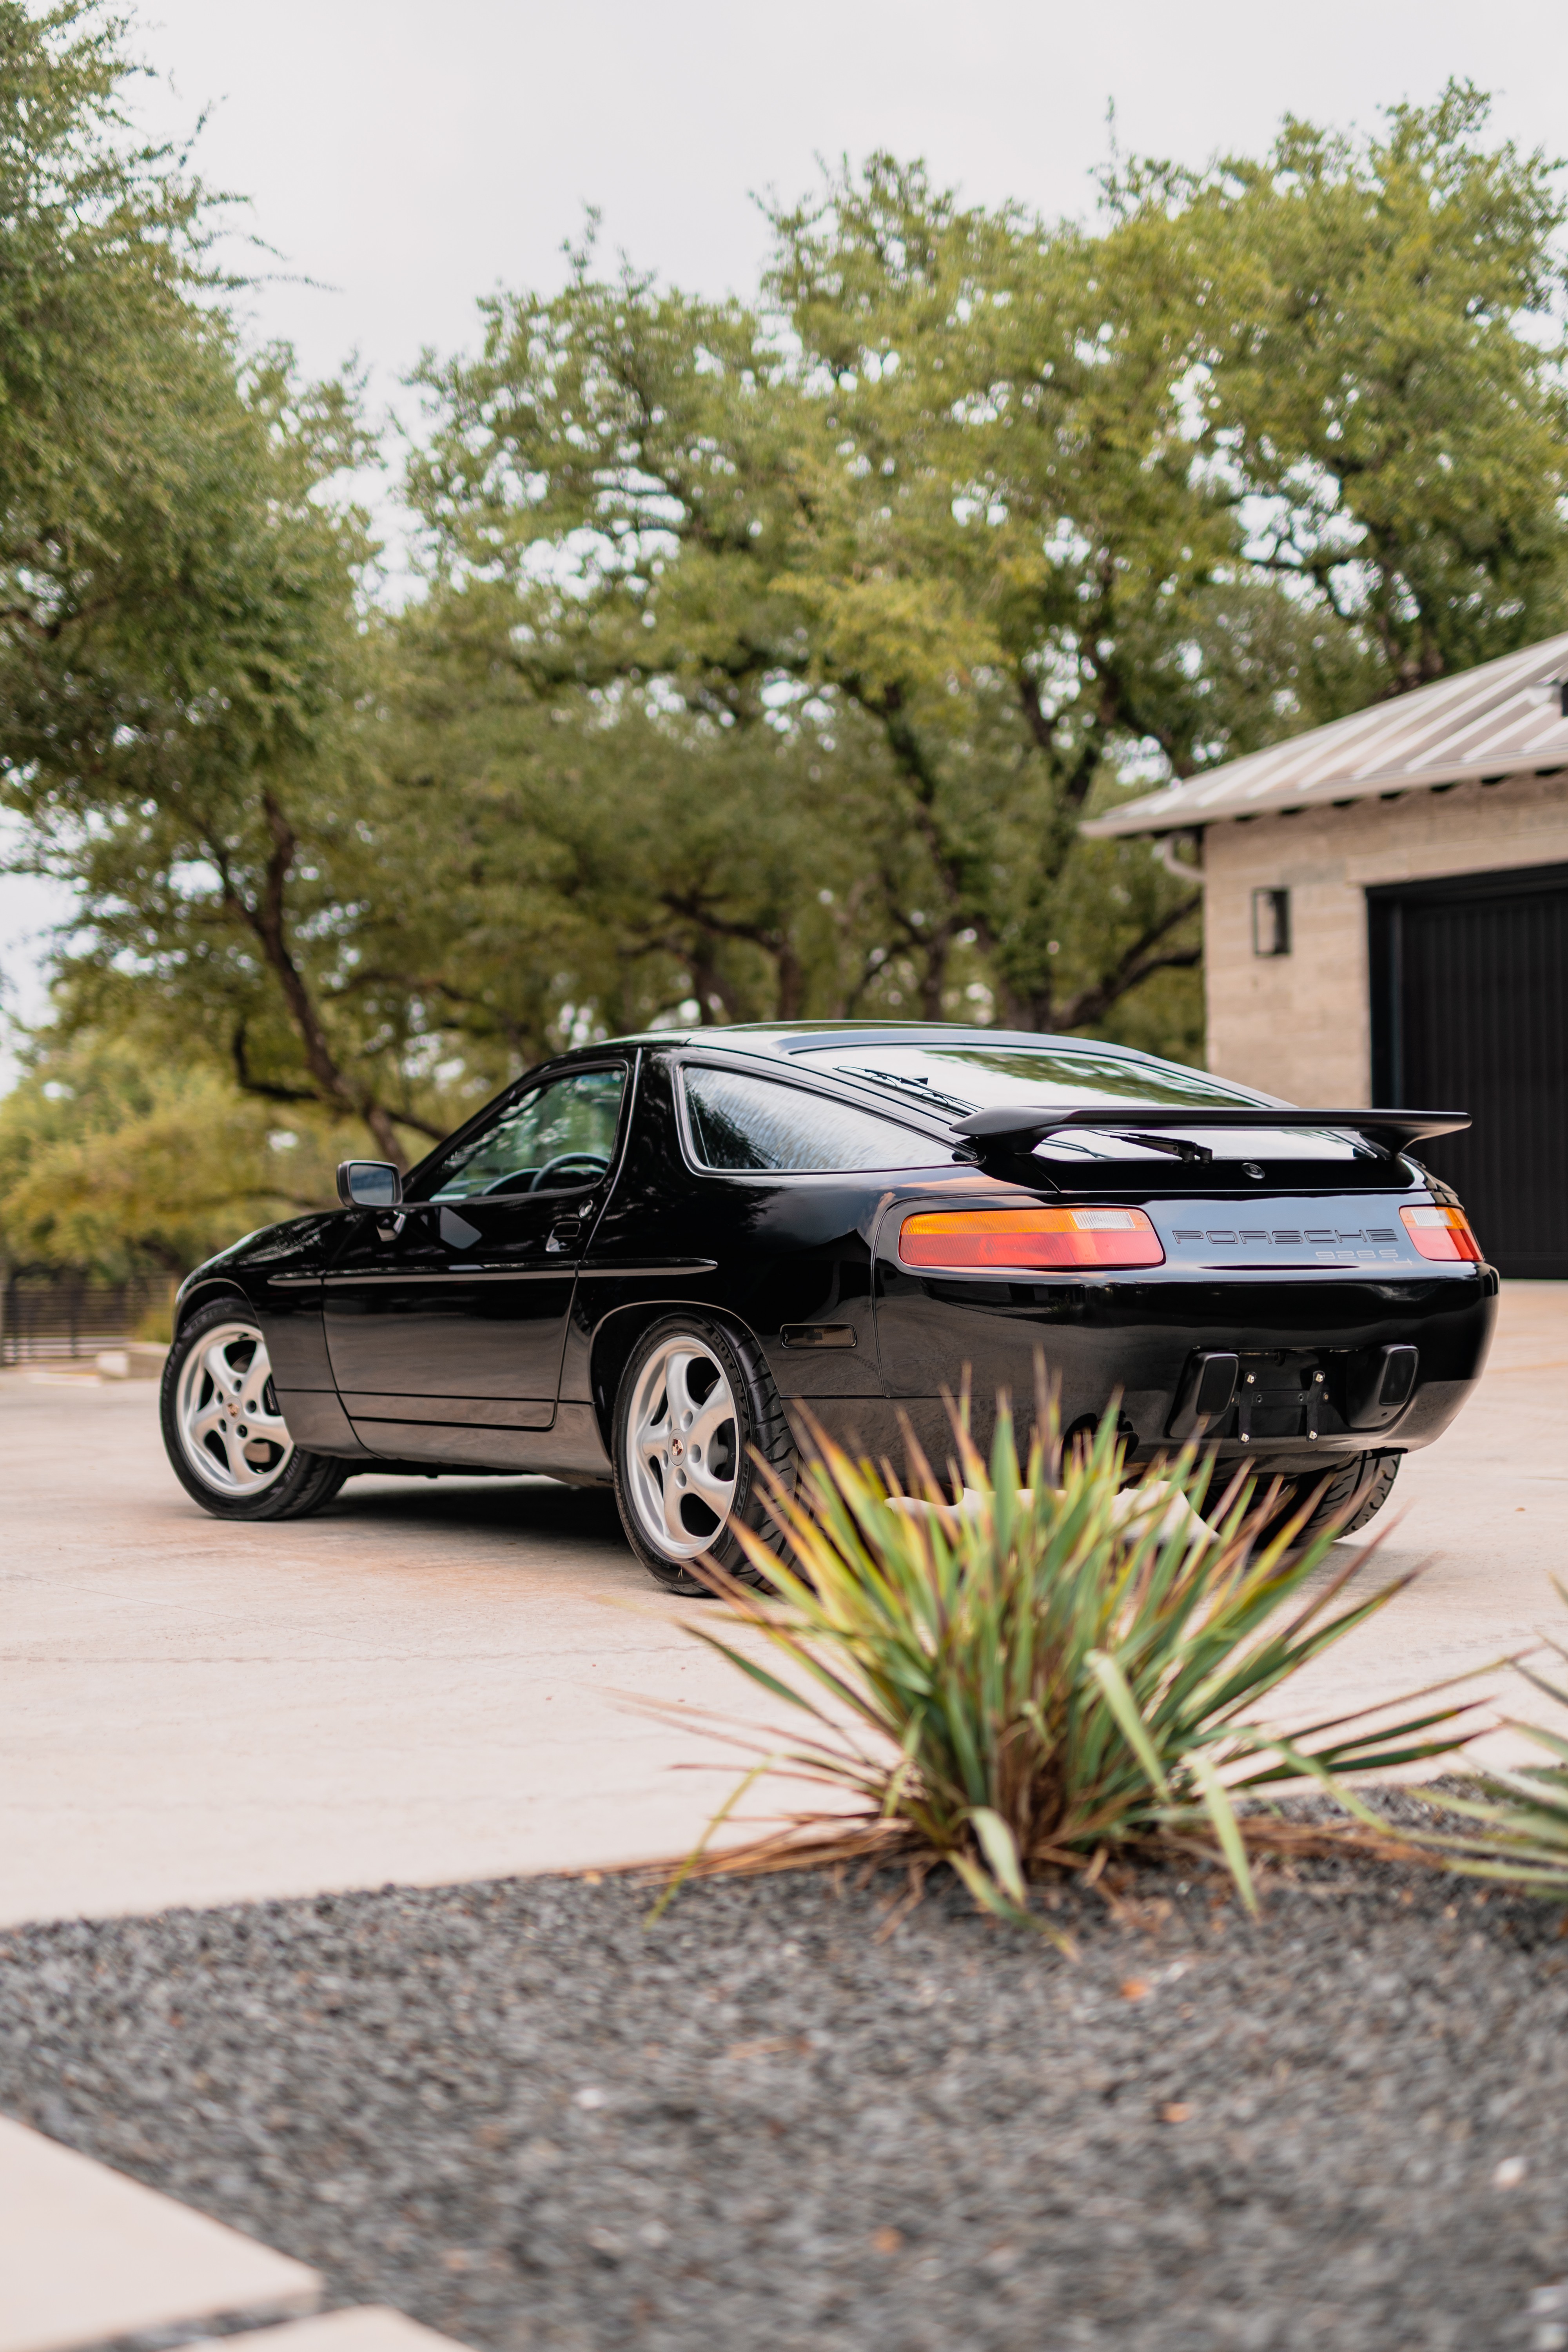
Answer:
[
  {"left": 611, "top": 1314, "right": 796, "bottom": 1595},
  {"left": 161, "top": 1295, "right": 349, "bottom": 1522},
  {"left": 1251, "top": 1450, "right": 1401, "bottom": 1552}
]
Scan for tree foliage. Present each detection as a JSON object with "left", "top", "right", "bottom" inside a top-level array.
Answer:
[
  {"left": 0, "top": 1029, "right": 339, "bottom": 1275},
  {"left": 407, "top": 176, "right": 1222, "bottom": 1036},
  {"left": 1, "top": 25, "right": 1565, "bottom": 1260},
  {"left": 0, "top": 7, "right": 416, "bottom": 1155},
  {"left": 405, "top": 89, "right": 1568, "bottom": 1049},
  {"left": 1154, "top": 84, "right": 1568, "bottom": 692},
  {"left": 0, "top": 0, "right": 212, "bottom": 627}
]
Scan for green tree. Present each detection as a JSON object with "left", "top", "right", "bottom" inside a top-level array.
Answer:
[
  {"left": 7, "top": 51, "right": 1564, "bottom": 1168},
  {"left": 1133, "top": 83, "right": 1568, "bottom": 695},
  {"left": 379, "top": 609, "right": 901, "bottom": 1048},
  {"left": 0, "top": 0, "right": 213, "bottom": 655},
  {"left": 0, "top": 5, "right": 443, "bottom": 1164},
  {"left": 0, "top": 1029, "right": 340, "bottom": 1276},
  {"left": 407, "top": 178, "right": 1217, "bottom": 1036},
  {"left": 1, "top": 336, "right": 433, "bottom": 1158},
  {"left": 407, "top": 95, "right": 1568, "bottom": 1045}
]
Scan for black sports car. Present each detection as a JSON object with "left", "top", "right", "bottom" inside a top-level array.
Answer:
[{"left": 161, "top": 1022, "right": 1496, "bottom": 1592}]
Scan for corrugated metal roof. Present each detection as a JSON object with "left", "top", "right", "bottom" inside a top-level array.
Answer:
[{"left": 1084, "top": 629, "right": 1568, "bottom": 837}]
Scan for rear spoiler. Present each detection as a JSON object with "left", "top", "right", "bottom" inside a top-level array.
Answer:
[{"left": 951, "top": 1105, "right": 1471, "bottom": 1161}]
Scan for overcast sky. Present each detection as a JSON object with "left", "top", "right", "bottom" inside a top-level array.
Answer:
[{"left": 4, "top": 0, "right": 1567, "bottom": 1074}]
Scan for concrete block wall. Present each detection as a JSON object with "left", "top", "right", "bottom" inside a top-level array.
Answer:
[{"left": 1201, "top": 769, "right": 1568, "bottom": 1105}]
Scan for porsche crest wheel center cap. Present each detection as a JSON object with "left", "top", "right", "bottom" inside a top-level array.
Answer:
[{"left": 670, "top": 1436, "right": 686, "bottom": 1461}]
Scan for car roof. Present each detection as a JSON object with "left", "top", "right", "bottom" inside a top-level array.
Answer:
[{"left": 583, "top": 1021, "right": 1171, "bottom": 1064}]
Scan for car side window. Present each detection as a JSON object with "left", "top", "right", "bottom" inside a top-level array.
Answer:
[
  {"left": 682, "top": 1066, "right": 955, "bottom": 1172},
  {"left": 426, "top": 1067, "right": 627, "bottom": 1200}
]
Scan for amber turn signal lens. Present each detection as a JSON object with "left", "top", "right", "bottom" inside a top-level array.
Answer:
[
  {"left": 899, "top": 1206, "right": 1165, "bottom": 1272},
  {"left": 1399, "top": 1203, "right": 1483, "bottom": 1263}
]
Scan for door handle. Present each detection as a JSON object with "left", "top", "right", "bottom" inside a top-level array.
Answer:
[{"left": 546, "top": 1218, "right": 583, "bottom": 1254}]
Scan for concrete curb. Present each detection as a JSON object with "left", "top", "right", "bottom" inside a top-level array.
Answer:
[
  {"left": 0, "top": 2119, "right": 468, "bottom": 2352},
  {"left": 0, "top": 2116, "right": 319, "bottom": 2352},
  {"left": 194, "top": 2312, "right": 462, "bottom": 2352}
]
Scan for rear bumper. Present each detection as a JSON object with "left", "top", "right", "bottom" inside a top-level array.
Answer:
[{"left": 873, "top": 1263, "right": 1498, "bottom": 1468}]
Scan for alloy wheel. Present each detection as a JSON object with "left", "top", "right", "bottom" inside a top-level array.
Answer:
[
  {"left": 625, "top": 1332, "right": 740, "bottom": 1562},
  {"left": 174, "top": 1320, "right": 296, "bottom": 1497}
]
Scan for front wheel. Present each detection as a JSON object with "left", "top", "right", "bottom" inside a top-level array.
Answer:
[
  {"left": 612, "top": 1316, "right": 795, "bottom": 1594},
  {"left": 161, "top": 1297, "right": 348, "bottom": 1521}
]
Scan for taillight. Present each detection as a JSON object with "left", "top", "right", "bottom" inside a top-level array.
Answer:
[
  {"left": 1399, "top": 1203, "right": 1483, "bottom": 1263},
  {"left": 899, "top": 1206, "right": 1165, "bottom": 1271}
]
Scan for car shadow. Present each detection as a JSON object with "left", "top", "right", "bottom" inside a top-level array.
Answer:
[{"left": 326, "top": 1472, "right": 628, "bottom": 1544}]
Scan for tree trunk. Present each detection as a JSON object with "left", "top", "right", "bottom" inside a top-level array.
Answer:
[
  {"left": 243, "top": 792, "right": 410, "bottom": 1167},
  {"left": 773, "top": 932, "right": 806, "bottom": 1021},
  {"left": 917, "top": 938, "right": 949, "bottom": 1022},
  {"left": 1056, "top": 895, "right": 1202, "bottom": 1031}
]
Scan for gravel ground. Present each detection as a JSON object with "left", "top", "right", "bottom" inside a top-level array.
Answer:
[{"left": 4, "top": 1834, "right": 1568, "bottom": 2352}]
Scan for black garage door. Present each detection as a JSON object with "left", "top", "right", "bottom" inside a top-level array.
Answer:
[{"left": 1369, "top": 862, "right": 1568, "bottom": 1278}]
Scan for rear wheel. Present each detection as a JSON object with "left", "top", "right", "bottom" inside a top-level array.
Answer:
[
  {"left": 161, "top": 1296, "right": 348, "bottom": 1521},
  {"left": 612, "top": 1315, "right": 795, "bottom": 1595},
  {"left": 1252, "top": 1451, "right": 1401, "bottom": 1551}
]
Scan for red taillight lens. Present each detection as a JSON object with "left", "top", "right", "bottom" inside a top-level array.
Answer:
[
  {"left": 1399, "top": 1203, "right": 1483, "bottom": 1263},
  {"left": 899, "top": 1206, "right": 1165, "bottom": 1271}
]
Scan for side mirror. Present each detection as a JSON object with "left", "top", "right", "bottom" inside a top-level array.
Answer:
[{"left": 336, "top": 1160, "right": 403, "bottom": 1209}]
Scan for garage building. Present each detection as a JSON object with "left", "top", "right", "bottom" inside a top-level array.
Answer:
[{"left": 1087, "top": 630, "right": 1568, "bottom": 1278}]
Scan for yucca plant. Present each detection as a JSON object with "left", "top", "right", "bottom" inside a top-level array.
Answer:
[
  {"left": 1321, "top": 1603, "right": 1568, "bottom": 1900},
  {"left": 672, "top": 1394, "right": 1481, "bottom": 1932}
]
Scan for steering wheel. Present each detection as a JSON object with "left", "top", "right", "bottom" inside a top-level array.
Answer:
[{"left": 529, "top": 1151, "right": 609, "bottom": 1192}]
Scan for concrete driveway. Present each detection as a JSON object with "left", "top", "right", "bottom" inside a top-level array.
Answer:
[{"left": 4, "top": 1281, "right": 1564, "bottom": 1929}]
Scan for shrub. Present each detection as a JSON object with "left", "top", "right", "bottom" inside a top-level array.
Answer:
[
  {"left": 1358, "top": 1612, "right": 1568, "bottom": 1900},
  {"left": 677, "top": 1394, "right": 1476, "bottom": 1933}
]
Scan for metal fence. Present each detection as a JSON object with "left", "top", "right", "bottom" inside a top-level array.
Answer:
[{"left": 0, "top": 1271, "right": 175, "bottom": 1365}]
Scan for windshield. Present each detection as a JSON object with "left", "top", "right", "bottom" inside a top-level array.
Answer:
[{"left": 791, "top": 1044, "right": 1365, "bottom": 1163}]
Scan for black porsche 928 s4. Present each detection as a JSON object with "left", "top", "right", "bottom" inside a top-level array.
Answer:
[{"left": 160, "top": 1023, "right": 1495, "bottom": 1592}]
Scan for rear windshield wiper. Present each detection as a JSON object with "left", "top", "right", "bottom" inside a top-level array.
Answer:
[
  {"left": 1120, "top": 1131, "right": 1212, "bottom": 1163},
  {"left": 842, "top": 1064, "right": 979, "bottom": 1118}
]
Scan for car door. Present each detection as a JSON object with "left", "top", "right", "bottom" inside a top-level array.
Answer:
[{"left": 323, "top": 1062, "right": 630, "bottom": 1452}]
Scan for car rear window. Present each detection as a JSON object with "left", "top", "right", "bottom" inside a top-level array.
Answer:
[
  {"left": 799, "top": 1042, "right": 1269, "bottom": 1109},
  {"left": 682, "top": 1067, "right": 956, "bottom": 1174},
  {"left": 791, "top": 1044, "right": 1364, "bottom": 1162}
]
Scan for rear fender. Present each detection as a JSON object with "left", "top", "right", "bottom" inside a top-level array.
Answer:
[{"left": 586, "top": 1298, "right": 763, "bottom": 1455}]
